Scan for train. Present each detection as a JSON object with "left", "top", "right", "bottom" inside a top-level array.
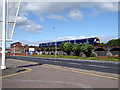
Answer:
[{"left": 39, "top": 37, "right": 100, "bottom": 47}]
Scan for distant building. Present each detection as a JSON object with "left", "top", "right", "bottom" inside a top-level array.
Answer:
[
  {"left": 0, "top": 48, "right": 2, "bottom": 53},
  {"left": 10, "top": 42, "right": 29, "bottom": 53}
]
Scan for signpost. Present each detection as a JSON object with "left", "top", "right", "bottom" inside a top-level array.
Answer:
[{"left": 29, "top": 48, "right": 35, "bottom": 56}]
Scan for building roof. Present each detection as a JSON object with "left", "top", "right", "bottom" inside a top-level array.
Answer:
[{"left": 11, "top": 42, "right": 21, "bottom": 45}]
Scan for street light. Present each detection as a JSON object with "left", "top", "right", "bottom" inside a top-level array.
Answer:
[
  {"left": 1, "top": 0, "right": 7, "bottom": 69},
  {"left": 53, "top": 27, "right": 57, "bottom": 58}
]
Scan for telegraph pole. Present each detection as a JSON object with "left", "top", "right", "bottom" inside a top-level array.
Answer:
[
  {"left": 53, "top": 27, "right": 57, "bottom": 58},
  {"left": 1, "top": 0, "right": 7, "bottom": 69}
]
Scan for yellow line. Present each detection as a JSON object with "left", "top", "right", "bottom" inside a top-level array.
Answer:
[
  {"left": 7, "top": 59, "right": 35, "bottom": 64},
  {"left": 41, "top": 65, "right": 118, "bottom": 80},
  {"left": 0, "top": 68, "right": 32, "bottom": 79},
  {"left": 0, "top": 59, "right": 33, "bottom": 79},
  {"left": 1, "top": 59, "right": 118, "bottom": 80}
]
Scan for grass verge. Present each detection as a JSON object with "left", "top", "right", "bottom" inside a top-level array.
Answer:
[{"left": 32, "top": 55, "right": 120, "bottom": 62}]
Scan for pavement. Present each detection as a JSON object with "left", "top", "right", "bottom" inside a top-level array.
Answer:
[{"left": 1, "top": 58, "right": 119, "bottom": 89}]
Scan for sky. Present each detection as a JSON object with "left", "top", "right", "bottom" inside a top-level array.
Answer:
[{"left": 0, "top": 2, "right": 119, "bottom": 47}]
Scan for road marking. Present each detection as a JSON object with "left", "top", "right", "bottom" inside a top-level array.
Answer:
[
  {"left": 53, "top": 61, "right": 61, "bottom": 63},
  {"left": 88, "top": 65, "right": 109, "bottom": 68},
  {"left": 7, "top": 59, "right": 37, "bottom": 64},
  {"left": 43, "top": 60, "right": 49, "bottom": 61},
  {"left": 69, "top": 63, "right": 81, "bottom": 65},
  {"left": 4, "top": 79, "right": 92, "bottom": 88},
  {"left": 41, "top": 65, "right": 118, "bottom": 80},
  {"left": 0, "top": 68, "right": 32, "bottom": 79},
  {"left": 0, "top": 59, "right": 33, "bottom": 79}
]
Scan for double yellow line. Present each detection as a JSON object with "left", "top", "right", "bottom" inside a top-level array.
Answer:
[
  {"left": 42, "top": 65, "right": 118, "bottom": 80},
  {"left": 0, "top": 59, "right": 119, "bottom": 80},
  {"left": 0, "top": 59, "right": 33, "bottom": 79}
]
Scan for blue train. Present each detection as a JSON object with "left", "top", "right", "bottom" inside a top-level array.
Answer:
[{"left": 39, "top": 37, "right": 100, "bottom": 47}]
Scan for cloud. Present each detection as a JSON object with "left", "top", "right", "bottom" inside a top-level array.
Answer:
[
  {"left": 21, "top": 2, "right": 118, "bottom": 16},
  {"left": 89, "top": 8, "right": 100, "bottom": 17},
  {"left": 98, "top": 35, "right": 116, "bottom": 43},
  {"left": 67, "top": 9, "right": 83, "bottom": 20},
  {"left": 19, "top": 40, "right": 40, "bottom": 46},
  {"left": 98, "top": 2, "right": 118, "bottom": 12},
  {"left": 16, "top": 16, "right": 43, "bottom": 34},
  {"left": 57, "top": 36, "right": 95, "bottom": 41},
  {"left": 47, "top": 14, "right": 67, "bottom": 21},
  {"left": 39, "top": 17, "right": 45, "bottom": 22},
  {"left": 0, "top": 23, "right": 2, "bottom": 40}
]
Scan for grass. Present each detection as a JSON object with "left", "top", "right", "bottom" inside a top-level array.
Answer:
[{"left": 32, "top": 55, "right": 120, "bottom": 62}]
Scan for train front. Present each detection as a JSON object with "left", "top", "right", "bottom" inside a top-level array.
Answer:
[{"left": 94, "top": 37, "right": 100, "bottom": 44}]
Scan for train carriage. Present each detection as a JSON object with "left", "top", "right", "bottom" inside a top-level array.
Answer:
[{"left": 39, "top": 37, "right": 100, "bottom": 47}]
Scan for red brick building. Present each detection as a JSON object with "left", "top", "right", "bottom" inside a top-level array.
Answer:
[{"left": 11, "top": 42, "right": 29, "bottom": 53}]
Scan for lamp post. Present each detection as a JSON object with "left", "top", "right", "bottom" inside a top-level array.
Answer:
[
  {"left": 1, "top": 0, "right": 7, "bottom": 69},
  {"left": 53, "top": 27, "right": 57, "bottom": 58}
]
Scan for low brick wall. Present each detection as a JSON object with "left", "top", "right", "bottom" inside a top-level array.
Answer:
[
  {"left": 0, "top": 53, "right": 37, "bottom": 56},
  {"left": 97, "top": 55, "right": 120, "bottom": 59}
]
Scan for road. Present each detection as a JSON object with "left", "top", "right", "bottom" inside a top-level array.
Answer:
[
  {"left": 6, "top": 56, "right": 119, "bottom": 74},
  {"left": 2, "top": 58, "right": 119, "bottom": 88}
]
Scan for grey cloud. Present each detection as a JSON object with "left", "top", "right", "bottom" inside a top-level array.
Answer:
[
  {"left": 16, "top": 16, "right": 43, "bottom": 34},
  {"left": 98, "top": 35, "right": 116, "bottom": 43},
  {"left": 67, "top": 9, "right": 83, "bottom": 20}
]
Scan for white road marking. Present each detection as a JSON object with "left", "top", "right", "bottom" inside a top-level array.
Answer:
[
  {"left": 43, "top": 60, "right": 49, "bottom": 61},
  {"left": 88, "top": 65, "right": 109, "bottom": 68},
  {"left": 69, "top": 63, "right": 81, "bottom": 65},
  {"left": 53, "top": 61, "right": 61, "bottom": 62},
  {"left": 4, "top": 79, "right": 92, "bottom": 88}
]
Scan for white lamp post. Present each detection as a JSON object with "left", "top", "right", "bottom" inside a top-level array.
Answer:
[{"left": 1, "top": 0, "right": 7, "bottom": 69}]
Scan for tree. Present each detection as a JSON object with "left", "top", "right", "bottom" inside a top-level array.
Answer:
[
  {"left": 46, "top": 48, "right": 49, "bottom": 51},
  {"left": 81, "top": 43, "right": 94, "bottom": 57},
  {"left": 25, "top": 44, "right": 29, "bottom": 47},
  {"left": 41, "top": 47, "right": 44, "bottom": 51},
  {"left": 72, "top": 43, "right": 82, "bottom": 56},
  {"left": 52, "top": 48, "right": 55, "bottom": 52},
  {"left": 49, "top": 48, "right": 53, "bottom": 51},
  {"left": 98, "top": 43, "right": 106, "bottom": 46},
  {"left": 107, "top": 39, "right": 120, "bottom": 46},
  {"left": 63, "top": 42, "right": 73, "bottom": 55},
  {"left": 59, "top": 42, "right": 65, "bottom": 51}
]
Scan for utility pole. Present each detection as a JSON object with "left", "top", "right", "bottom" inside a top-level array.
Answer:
[
  {"left": 53, "top": 27, "right": 57, "bottom": 58},
  {"left": 1, "top": 0, "right": 7, "bottom": 69}
]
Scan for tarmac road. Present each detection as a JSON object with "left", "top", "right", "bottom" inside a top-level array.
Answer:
[
  {"left": 2, "top": 58, "right": 119, "bottom": 88},
  {"left": 6, "top": 56, "right": 119, "bottom": 74}
]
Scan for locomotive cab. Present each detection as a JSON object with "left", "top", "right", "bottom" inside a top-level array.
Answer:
[{"left": 94, "top": 37, "right": 100, "bottom": 44}]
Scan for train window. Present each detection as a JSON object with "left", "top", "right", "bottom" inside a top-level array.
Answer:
[
  {"left": 89, "top": 40, "right": 93, "bottom": 42},
  {"left": 82, "top": 39, "right": 86, "bottom": 42},
  {"left": 76, "top": 40, "right": 80, "bottom": 43},
  {"left": 57, "top": 42, "right": 61, "bottom": 45},
  {"left": 49, "top": 43, "right": 52, "bottom": 46},
  {"left": 52, "top": 42, "right": 55, "bottom": 46},
  {"left": 96, "top": 39, "right": 99, "bottom": 41},
  {"left": 70, "top": 40, "right": 74, "bottom": 43}
]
